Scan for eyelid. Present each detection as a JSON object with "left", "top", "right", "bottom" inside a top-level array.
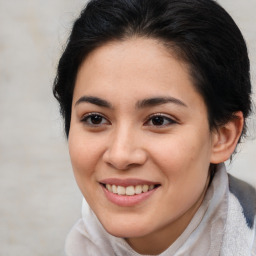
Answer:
[
  {"left": 80, "top": 112, "right": 110, "bottom": 126},
  {"left": 144, "top": 113, "right": 178, "bottom": 127},
  {"left": 81, "top": 112, "right": 104, "bottom": 119}
]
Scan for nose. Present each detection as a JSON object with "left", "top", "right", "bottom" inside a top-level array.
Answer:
[{"left": 102, "top": 126, "right": 147, "bottom": 170}]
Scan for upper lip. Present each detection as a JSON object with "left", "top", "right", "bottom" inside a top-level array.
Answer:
[{"left": 99, "top": 178, "right": 160, "bottom": 187}]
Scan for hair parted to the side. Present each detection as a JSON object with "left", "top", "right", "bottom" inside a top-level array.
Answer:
[{"left": 53, "top": 0, "right": 252, "bottom": 142}]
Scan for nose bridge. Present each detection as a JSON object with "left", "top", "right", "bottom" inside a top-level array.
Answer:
[{"left": 103, "top": 122, "right": 146, "bottom": 170}]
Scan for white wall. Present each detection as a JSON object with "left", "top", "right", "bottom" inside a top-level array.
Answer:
[{"left": 0, "top": 0, "right": 255, "bottom": 255}]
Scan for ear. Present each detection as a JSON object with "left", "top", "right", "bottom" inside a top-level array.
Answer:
[{"left": 210, "top": 111, "right": 244, "bottom": 164}]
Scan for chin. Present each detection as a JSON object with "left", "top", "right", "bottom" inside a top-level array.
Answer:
[{"left": 101, "top": 218, "right": 151, "bottom": 238}]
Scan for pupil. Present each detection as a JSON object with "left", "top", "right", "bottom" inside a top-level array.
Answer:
[
  {"left": 152, "top": 116, "right": 164, "bottom": 126},
  {"left": 91, "top": 115, "right": 102, "bottom": 124}
]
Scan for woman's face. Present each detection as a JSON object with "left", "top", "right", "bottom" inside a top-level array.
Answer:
[{"left": 69, "top": 38, "right": 216, "bottom": 253}]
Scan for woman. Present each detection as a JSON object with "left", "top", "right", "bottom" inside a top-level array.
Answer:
[{"left": 53, "top": 0, "right": 256, "bottom": 255}]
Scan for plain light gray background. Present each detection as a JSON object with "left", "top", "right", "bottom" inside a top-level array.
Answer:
[{"left": 0, "top": 1, "right": 255, "bottom": 255}]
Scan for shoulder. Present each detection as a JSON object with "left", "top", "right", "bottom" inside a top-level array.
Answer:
[
  {"left": 220, "top": 174, "right": 256, "bottom": 255},
  {"left": 228, "top": 174, "right": 256, "bottom": 229}
]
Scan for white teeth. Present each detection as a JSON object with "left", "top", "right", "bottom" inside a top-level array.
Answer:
[
  {"left": 142, "top": 185, "right": 149, "bottom": 192},
  {"left": 105, "top": 184, "right": 157, "bottom": 195},
  {"left": 135, "top": 185, "right": 142, "bottom": 194},
  {"left": 117, "top": 186, "right": 126, "bottom": 195},
  {"left": 126, "top": 186, "right": 135, "bottom": 196},
  {"left": 149, "top": 184, "right": 154, "bottom": 191},
  {"left": 112, "top": 185, "right": 117, "bottom": 194},
  {"left": 106, "top": 184, "right": 112, "bottom": 192}
]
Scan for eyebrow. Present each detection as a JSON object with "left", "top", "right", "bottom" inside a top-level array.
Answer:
[
  {"left": 136, "top": 97, "right": 187, "bottom": 108},
  {"left": 75, "top": 96, "right": 112, "bottom": 108},
  {"left": 74, "top": 95, "right": 187, "bottom": 109}
]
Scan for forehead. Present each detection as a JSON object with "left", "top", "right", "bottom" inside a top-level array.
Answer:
[{"left": 73, "top": 38, "right": 205, "bottom": 111}]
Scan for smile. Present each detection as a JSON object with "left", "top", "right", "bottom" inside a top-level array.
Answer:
[
  {"left": 99, "top": 179, "right": 161, "bottom": 207},
  {"left": 104, "top": 184, "right": 157, "bottom": 196}
]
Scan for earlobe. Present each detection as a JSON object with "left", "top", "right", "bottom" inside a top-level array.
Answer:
[{"left": 210, "top": 111, "right": 244, "bottom": 164}]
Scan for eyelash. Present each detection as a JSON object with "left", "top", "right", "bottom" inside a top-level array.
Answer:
[
  {"left": 80, "top": 112, "right": 177, "bottom": 128},
  {"left": 144, "top": 113, "right": 177, "bottom": 127},
  {"left": 81, "top": 112, "right": 110, "bottom": 126}
]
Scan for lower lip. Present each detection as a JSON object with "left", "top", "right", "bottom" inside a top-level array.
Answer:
[{"left": 101, "top": 185, "right": 159, "bottom": 207}]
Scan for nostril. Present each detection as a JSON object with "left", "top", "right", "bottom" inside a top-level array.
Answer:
[
  {"left": 102, "top": 134, "right": 148, "bottom": 170},
  {"left": 105, "top": 161, "right": 133, "bottom": 171}
]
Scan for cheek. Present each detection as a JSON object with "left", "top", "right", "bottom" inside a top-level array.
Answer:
[
  {"left": 148, "top": 129, "right": 212, "bottom": 190},
  {"left": 68, "top": 133, "right": 106, "bottom": 208},
  {"left": 149, "top": 136, "right": 208, "bottom": 170},
  {"left": 68, "top": 130, "right": 101, "bottom": 185},
  {"left": 149, "top": 137, "right": 210, "bottom": 217}
]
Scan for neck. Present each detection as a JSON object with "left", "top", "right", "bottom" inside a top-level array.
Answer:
[{"left": 126, "top": 174, "right": 210, "bottom": 255}]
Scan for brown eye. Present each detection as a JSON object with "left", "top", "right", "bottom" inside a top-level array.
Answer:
[
  {"left": 145, "top": 114, "right": 176, "bottom": 127},
  {"left": 81, "top": 113, "right": 110, "bottom": 126},
  {"left": 90, "top": 115, "right": 103, "bottom": 124},
  {"left": 151, "top": 116, "right": 165, "bottom": 126}
]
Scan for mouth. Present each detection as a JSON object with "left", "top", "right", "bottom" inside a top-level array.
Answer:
[
  {"left": 99, "top": 178, "right": 161, "bottom": 207},
  {"left": 101, "top": 183, "right": 160, "bottom": 196}
]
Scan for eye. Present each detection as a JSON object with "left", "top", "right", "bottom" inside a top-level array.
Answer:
[
  {"left": 144, "top": 114, "right": 176, "bottom": 127},
  {"left": 81, "top": 113, "right": 110, "bottom": 126}
]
